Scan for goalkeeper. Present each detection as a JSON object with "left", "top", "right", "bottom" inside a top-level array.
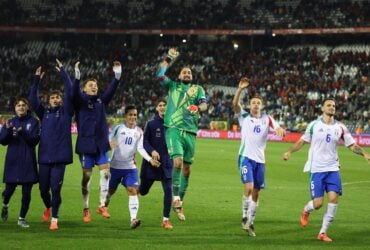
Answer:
[{"left": 157, "top": 48, "right": 207, "bottom": 221}]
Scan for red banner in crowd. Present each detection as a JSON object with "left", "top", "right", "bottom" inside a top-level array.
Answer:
[{"left": 196, "top": 129, "right": 370, "bottom": 147}]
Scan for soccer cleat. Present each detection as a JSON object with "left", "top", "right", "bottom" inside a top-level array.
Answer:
[
  {"left": 42, "top": 207, "right": 51, "bottom": 222},
  {"left": 172, "top": 199, "right": 182, "bottom": 211},
  {"left": 173, "top": 199, "right": 185, "bottom": 221},
  {"left": 96, "top": 206, "right": 111, "bottom": 218},
  {"left": 175, "top": 207, "right": 186, "bottom": 221},
  {"left": 130, "top": 218, "right": 141, "bottom": 229},
  {"left": 17, "top": 218, "right": 30, "bottom": 228},
  {"left": 49, "top": 220, "right": 58, "bottom": 230},
  {"left": 161, "top": 220, "right": 173, "bottom": 230},
  {"left": 83, "top": 208, "right": 91, "bottom": 223},
  {"left": 300, "top": 207, "right": 310, "bottom": 228},
  {"left": 248, "top": 224, "right": 256, "bottom": 237},
  {"left": 317, "top": 233, "right": 332, "bottom": 242},
  {"left": 1, "top": 206, "right": 8, "bottom": 222},
  {"left": 241, "top": 217, "right": 248, "bottom": 230}
]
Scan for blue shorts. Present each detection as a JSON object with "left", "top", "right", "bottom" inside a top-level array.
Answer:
[
  {"left": 238, "top": 155, "right": 265, "bottom": 189},
  {"left": 79, "top": 152, "right": 109, "bottom": 168},
  {"left": 310, "top": 171, "right": 342, "bottom": 199},
  {"left": 109, "top": 168, "right": 139, "bottom": 189}
]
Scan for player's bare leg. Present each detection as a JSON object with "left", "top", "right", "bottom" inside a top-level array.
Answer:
[
  {"left": 127, "top": 187, "right": 141, "bottom": 229},
  {"left": 96, "top": 164, "right": 110, "bottom": 218},
  {"left": 82, "top": 169, "right": 92, "bottom": 222}
]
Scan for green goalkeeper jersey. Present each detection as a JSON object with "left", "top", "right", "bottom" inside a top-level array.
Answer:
[{"left": 160, "top": 77, "right": 206, "bottom": 134}]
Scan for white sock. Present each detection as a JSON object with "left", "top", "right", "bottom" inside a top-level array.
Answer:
[
  {"left": 173, "top": 196, "right": 181, "bottom": 202},
  {"left": 82, "top": 178, "right": 91, "bottom": 209},
  {"left": 247, "top": 200, "right": 258, "bottom": 225},
  {"left": 99, "top": 169, "right": 110, "bottom": 207},
  {"left": 242, "top": 195, "right": 251, "bottom": 218},
  {"left": 319, "top": 203, "right": 337, "bottom": 234},
  {"left": 163, "top": 217, "right": 169, "bottom": 222},
  {"left": 304, "top": 200, "right": 314, "bottom": 213},
  {"left": 129, "top": 195, "right": 139, "bottom": 221},
  {"left": 51, "top": 217, "right": 58, "bottom": 223}
]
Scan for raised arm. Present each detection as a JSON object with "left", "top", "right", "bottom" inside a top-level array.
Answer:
[
  {"left": 101, "top": 61, "right": 121, "bottom": 103},
  {"left": 158, "top": 48, "right": 179, "bottom": 86},
  {"left": 56, "top": 58, "right": 74, "bottom": 115},
  {"left": 71, "top": 61, "right": 82, "bottom": 104},
  {"left": 232, "top": 77, "right": 249, "bottom": 114},
  {"left": 28, "top": 66, "right": 45, "bottom": 118}
]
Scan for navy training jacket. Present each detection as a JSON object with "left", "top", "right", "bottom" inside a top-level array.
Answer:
[
  {"left": 140, "top": 114, "right": 173, "bottom": 180},
  {"left": 73, "top": 77, "right": 119, "bottom": 154},
  {"left": 28, "top": 68, "right": 74, "bottom": 164},
  {"left": 0, "top": 114, "right": 40, "bottom": 184}
]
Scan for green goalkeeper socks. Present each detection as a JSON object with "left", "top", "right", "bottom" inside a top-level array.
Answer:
[
  {"left": 172, "top": 167, "right": 182, "bottom": 196},
  {"left": 180, "top": 174, "right": 189, "bottom": 201}
]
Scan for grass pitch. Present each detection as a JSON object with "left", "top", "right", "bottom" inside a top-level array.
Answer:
[{"left": 0, "top": 138, "right": 370, "bottom": 250}]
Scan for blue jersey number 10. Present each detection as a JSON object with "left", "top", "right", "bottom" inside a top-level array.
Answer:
[{"left": 125, "top": 137, "right": 133, "bottom": 145}]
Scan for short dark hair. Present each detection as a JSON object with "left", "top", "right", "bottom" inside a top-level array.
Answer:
[
  {"left": 156, "top": 98, "right": 167, "bottom": 106},
  {"left": 322, "top": 97, "right": 336, "bottom": 105},
  {"left": 124, "top": 105, "right": 137, "bottom": 114},
  {"left": 48, "top": 90, "right": 63, "bottom": 99},
  {"left": 82, "top": 78, "right": 98, "bottom": 87},
  {"left": 14, "top": 97, "right": 29, "bottom": 107}
]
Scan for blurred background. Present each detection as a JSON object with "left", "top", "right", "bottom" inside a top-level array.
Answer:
[{"left": 0, "top": 0, "right": 369, "bottom": 133}]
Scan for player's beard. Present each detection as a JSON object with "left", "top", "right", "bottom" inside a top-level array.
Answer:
[{"left": 182, "top": 79, "right": 192, "bottom": 84}]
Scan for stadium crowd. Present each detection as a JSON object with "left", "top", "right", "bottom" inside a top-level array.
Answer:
[
  {"left": 1, "top": 0, "right": 370, "bottom": 29},
  {"left": 0, "top": 35, "right": 369, "bottom": 133}
]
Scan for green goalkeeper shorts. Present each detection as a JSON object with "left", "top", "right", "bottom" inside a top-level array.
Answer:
[{"left": 165, "top": 127, "right": 196, "bottom": 164}]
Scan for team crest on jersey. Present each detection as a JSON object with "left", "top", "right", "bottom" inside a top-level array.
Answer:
[
  {"left": 134, "top": 132, "right": 140, "bottom": 139},
  {"left": 26, "top": 123, "right": 31, "bottom": 130},
  {"left": 187, "top": 86, "right": 197, "bottom": 97},
  {"left": 334, "top": 130, "right": 340, "bottom": 137},
  {"left": 318, "top": 128, "right": 324, "bottom": 132}
]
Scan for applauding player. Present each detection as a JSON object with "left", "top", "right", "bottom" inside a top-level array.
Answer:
[{"left": 105, "top": 105, "right": 160, "bottom": 229}]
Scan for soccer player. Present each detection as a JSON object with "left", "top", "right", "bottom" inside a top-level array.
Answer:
[
  {"left": 232, "top": 77, "right": 285, "bottom": 237},
  {"left": 157, "top": 48, "right": 207, "bottom": 221},
  {"left": 283, "top": 97, "right": 370, "bottom": 242},
  {"left": 73, "top": 60, "right": 121, "bottom": 222},
  {"left": 28, "top": 60, "right": 74, "bottom": 230},
  {"left": 105, "top": 105, "right": 160, "bottom": 229},
  {"left": 139, "top": 98, "right": 174, "bottom": 230},
  {"left": 0, "top": 98, "right": 40, "bottom": 228}
]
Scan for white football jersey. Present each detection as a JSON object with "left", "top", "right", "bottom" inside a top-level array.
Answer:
[
  {"left": 109, "top": 123, "right": 152, "bottom": 169},
  {"left": 238, "top": 110, "right": 279, "bottom": 163},
  {"left": 301, "top": 117, "right": 355, "bottom": 173}
]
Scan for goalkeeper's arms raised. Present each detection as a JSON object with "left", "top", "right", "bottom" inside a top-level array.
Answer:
[{"left": 158, "top": 48, "right": 180, "bottom": 79}]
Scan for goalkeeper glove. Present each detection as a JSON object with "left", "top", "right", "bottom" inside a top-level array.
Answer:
[
  {"left": 165, "top": 48, "right": 179, "bottom": 63},
  {"left": 188, "top": 105, "right": 199, "bottom": 114}
]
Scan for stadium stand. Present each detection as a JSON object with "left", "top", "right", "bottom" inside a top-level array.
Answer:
[{"left": 0, "top": 1, "right": 369, "bottom": 132}]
